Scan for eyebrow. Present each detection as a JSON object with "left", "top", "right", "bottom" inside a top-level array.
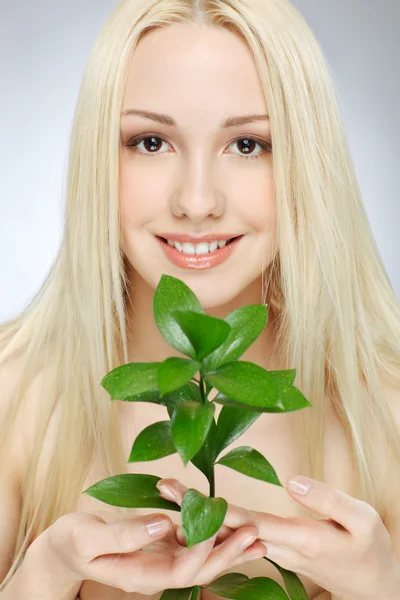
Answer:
[{"left": 120, "top": 109, "right": 269, "bottom": 128}]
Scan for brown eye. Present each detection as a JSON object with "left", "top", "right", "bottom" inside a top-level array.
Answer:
[
  {"left": 127, "top": 135, "right": 167, "bottom": 154},
  {"left": 126, "top": 134, "right": 272, "bottom": 160},
  {"left": 228, "top": 137, "right": 272, "bottom": 160},
  {"left": 236, "top": 138, "right": 258, "bottom": 154}
]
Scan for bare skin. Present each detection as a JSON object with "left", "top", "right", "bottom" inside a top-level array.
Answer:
[
  {"left": 25, "top": 371, "right": 355, "bottom": 600},
  {"left": 11, "top": 22, "right": 361, "bottom": 600},
  {"left": 81, "top": 22, "right": 353, "bottom": 598}
]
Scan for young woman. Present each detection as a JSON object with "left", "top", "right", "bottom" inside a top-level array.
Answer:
[{"left": 1, "top": 1, "right": 400, "bottom": 599}]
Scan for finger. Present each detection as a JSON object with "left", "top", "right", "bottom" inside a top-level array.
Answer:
[
  {"left": 195, "top": 527, "right": 260, "bottom": 585},
  {"left": 252, "top": 542, "right": 300, "bottom": 571},
  {"left": 230, "top": 541, "right": 268, "bottom": 566},
  {"left": 173, "top": 533, "right": 219, "bottom": 585},
  {"left": 286, "top": 476, "right": 376, "bottom": 537},
  {"left": 157, "top": 478, "right": 188, "bottom": 506},
  {"left": 73, "top": 513, "right": 174, "bottom": 561},
  {"left": 222, "top": 502, "right": 324, "bottom": 555}
]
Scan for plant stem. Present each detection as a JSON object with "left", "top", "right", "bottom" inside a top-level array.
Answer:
[
  {"left": 191, "top": 586, "right": 201, "bottom": 600},
  {"left": 209, "top": 463, "right": 215, "bottom": 498},
  {"left": 199, "top": 371, "right": 215, "bottom": 499},
  {"left": 199, "top": 372, "right": 207, "bottom": 404},
  {"left": 198, "top": 372, "right": 216, "bottom": 497}
]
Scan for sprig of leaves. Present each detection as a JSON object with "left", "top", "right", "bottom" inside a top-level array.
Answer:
[{"left": 84, "top": 274, "right": 312, "bottom": 599}]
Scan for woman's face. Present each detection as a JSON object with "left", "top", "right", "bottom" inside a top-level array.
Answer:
[{"left": 119, "top": 22, "right": 277, "bottom": 308}]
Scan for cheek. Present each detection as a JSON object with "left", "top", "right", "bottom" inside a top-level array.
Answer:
[
  {"left": 119, "top": 162, "right": 163, "bottom": 226},
  {"left": 233, "top": 170, "right": 276, "bottom": 232}
]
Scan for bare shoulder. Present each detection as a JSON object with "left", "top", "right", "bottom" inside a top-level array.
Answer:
[
  {"left": 0, "top": 352, "right": 47, "bottom": 490},
  {"left": 0, "top": 353, "right": 43, "bottom": 582}
]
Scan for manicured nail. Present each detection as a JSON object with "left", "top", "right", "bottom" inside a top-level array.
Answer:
[
  {"left": 146, "top": 517, "right": 171, "bottom": 537},
  {"left": 288, "top": 476, "right": 312, "bottom": 495},
  {"left": 156, "top": 484, "right": 177, "bottom": 503},
  {"left": 248, "top": 543, "right": 268, "bottom": 559}
]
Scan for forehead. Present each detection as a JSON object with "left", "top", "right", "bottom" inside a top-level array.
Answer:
[{"left": 122, "top": 23, "right": 269, "bottom": 122}]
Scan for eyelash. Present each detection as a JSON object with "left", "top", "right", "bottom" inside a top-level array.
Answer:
[{"left": 124, "top": 134, "right": 272, "bottom": 160}]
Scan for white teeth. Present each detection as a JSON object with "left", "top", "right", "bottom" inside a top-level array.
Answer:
[{"left": 166, "top": 239, "right": 229, "bottom": 254}]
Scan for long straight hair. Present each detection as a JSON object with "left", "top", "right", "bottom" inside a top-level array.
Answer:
[{"left": 1, "top": 0, "right": 400, "bottom": 589}]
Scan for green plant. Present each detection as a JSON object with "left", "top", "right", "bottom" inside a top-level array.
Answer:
[{"left": 83, "top": 274, "right": 312, "bottom": 599}]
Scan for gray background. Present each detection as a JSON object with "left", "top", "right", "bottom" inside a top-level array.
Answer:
[{"left": 1, "top": 0, "right": 399, "bottom": 321}]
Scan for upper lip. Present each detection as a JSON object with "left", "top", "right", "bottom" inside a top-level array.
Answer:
[{"left": 156, "top": 233, "right": 243, "bottom": 243}]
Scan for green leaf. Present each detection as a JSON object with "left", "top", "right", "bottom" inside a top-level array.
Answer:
[
  {"left": 162, "top": 382, "right": 202, "bottom": 418},
  {"left": 216, "top": 446, "right": 283, "bottom": 487},
  {"left": 153, "top": 275, "right": 203, "bottom": 358},
  {"left": 82, "top": 474, "right": 180, "bottom": 511},
  {"left": 171, "top": 401, "right": 215, "bottom": 465},
  {"left": 171, "top": 311, "right": 231, "bottom": 361},
  {"left": 100, "top": 362, "right": 161, "bottom": 403},
  {"left": 205, "top": 573, "right": 289, "bottom": 599},
  {"left": 191, "top": 418, "right": 218, "bottom": 481},
  {"left": 206, "top": 362, "right": 312, "bottom": 412},
  {"left": 158, "top": 357, "right": 200, "bottom": 397},
  {"left": 264, "top": 558, "right": 309, "bottom": 600},
  {"left": 203, "top": 304, "right": 268, "bottom": 371},
  {"left": 215, "top": 406, "right": 261, "bottom": 458},
  {"left": 269, "top": 369, "right": 297, "bottom": 386},
  {"left": 128, "top": 421, "right": 176, "bottom": 463},
  {"left": 160, "top": 588, "right": 194, "bottom": 600},
  {"left": 181, "top": 489, "right": 227, "bottom": 548},
  {"left": 213, "top": 394, "right": 278, "bottom": 413}
]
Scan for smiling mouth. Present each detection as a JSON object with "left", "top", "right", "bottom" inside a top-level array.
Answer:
[
  {"left": 157, "top": 236, "right": 239, "bottom": 245},
  {"left": 155, "top": 234, "right": 244, "bottom": 270}
]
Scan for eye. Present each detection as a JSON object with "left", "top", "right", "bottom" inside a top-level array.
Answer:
[
  {"left": 124, "top": 134, "right": 272, "bottom": 160},
  {"left": 126, "top": 135, "right": 170, "bottom": 156},
  {"left": 227, "top": 137, "right": 272, "bottom": 160}
]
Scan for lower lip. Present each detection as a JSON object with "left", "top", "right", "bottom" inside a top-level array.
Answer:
[{"left": 156, "top": 236, "right": 244, "bottom": 270}]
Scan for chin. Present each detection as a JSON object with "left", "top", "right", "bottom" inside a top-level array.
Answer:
[
  {"left": 125, "top": 247, "right": 263, "bottom": 311},
  {"left": 190, "top": 281, "right": 244, "bottom": 310},
  {"left": 165, "top": 268, "right": 261, "bottom": 312}
]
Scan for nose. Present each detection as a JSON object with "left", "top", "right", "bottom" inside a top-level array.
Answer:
[{"left": 170, "top": 162, "right": 225, "bottom": 222}]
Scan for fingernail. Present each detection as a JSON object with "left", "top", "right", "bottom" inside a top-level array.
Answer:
[
  {"left": 156, "top": 484, "right": 177, "bottom": 503},
  {"left": 146, "top": 517, "right": 171, "bottom": 537},
  {"left": 240, "top": 533, "right": 257, "bottom": 550},
  {"left": 250, "top": 543, "right": 268, "bottom": 558},
  {"left": 288, "top": 477, "right": 312, "bottom": 495}
]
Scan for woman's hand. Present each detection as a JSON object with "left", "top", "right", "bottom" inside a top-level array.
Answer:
[
  {"left": 156, "top": 477, "right": 400, "bottom": 600},
  {"left": 31, "top": 509, "right": 267, "bottom": 595}
]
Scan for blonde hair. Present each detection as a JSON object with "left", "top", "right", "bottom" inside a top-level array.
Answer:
[{"left": 1, "top": 0, "right": 400, "bottom": 589}]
